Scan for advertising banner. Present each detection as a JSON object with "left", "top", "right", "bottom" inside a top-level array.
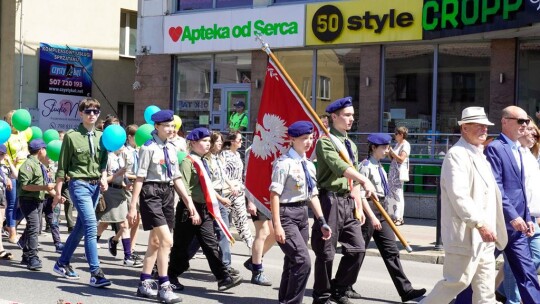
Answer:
[
  {"left": 38, "top": 93, "right": 82, "bottom": 131},
  {"left": 39, "top": 43, "right": 93, "bottom": 96},
  {"left": 422, "top": 0, "right": 540, "bottom": 39},
  {"left": 163, "top": 5, "right": 305, "bottom": 53},
  {"left": 306, "top": 0, "right": 423, "bottom": 46}
]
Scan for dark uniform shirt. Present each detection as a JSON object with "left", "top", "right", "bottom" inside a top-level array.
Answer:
[
  {"left": 55, "top": 124, "right": 107, "bottom": 180},
  {"left": 18, "top": 155, "right": 46, "bottom": 200}
]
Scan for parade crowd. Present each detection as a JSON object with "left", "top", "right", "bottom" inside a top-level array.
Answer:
[{"left": 1, "top": 97, "right": 540, "bottom": 304}]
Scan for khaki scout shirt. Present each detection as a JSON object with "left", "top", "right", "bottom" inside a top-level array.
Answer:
[
  {"left": 270, "top": 148, "right": 318, "bottom": 203},
  {"left": 359, "top": 157, "right": 388, "bottom": 213},
  {"left": 123, "top": 145, "right": 137, "bottom": 177},
  {"left": 315, "top": 127, "right": 359, "bottom": 193},
  {"left": 56, "top": 124, "right": 107, "bottom": 180},
  {"left": 136, "top": 133, "right": 181, "bottom": 183},
  {"left": 18, "top": 155, "right": 46, "bottom": 200},
  {"left": 107, "top": 151, "right": 125, "bottom": 185},
  {"left": 180, "top": 153, "right": 205, "bottom": 204}
]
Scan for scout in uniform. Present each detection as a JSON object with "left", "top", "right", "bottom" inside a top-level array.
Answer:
[
  {"left": 18, "top": 139, "right": 54, "bottom": 270},
  {"left": 311, "top": 97, "right": 376, "bottom": 304},
  {"left": 229, "top": 101, "right": 248, "bottom": 132},
  {"left": 127, "top": 110, "right": 194, "bottom": 304},
  {"left": 358, "top": 133, "right": 426, "bottom": 303},
  {"left": 52, "top": 98, "right": 111, "bottom": 288},
  {"left": 271, "top": 121, "right": 332, "bottom": 304},
  {"left": 167, "top": 128, "right": 242, "bottom": 293}
]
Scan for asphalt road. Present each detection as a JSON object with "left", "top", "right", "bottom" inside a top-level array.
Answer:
[{"left": 0, "top": 227, "right": 442, "bottom": 304}]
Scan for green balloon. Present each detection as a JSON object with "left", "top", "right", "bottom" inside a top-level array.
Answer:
[
  {"left": 30, "top": 126, "right": 43, "bottom": 141},
  {"left": 43, "top": 129, "right": 60, "bottom": 144},
  {"left": 46, "top": 139, "right": 63, "bottom": 162},
  {"left": 12, "top": 109, "right": 32, "bottom": 131},
  {"left": 135, "top": 124, "right": 154, "bottom": 147},
  {"left": 177, "top": 150, "right": 187, "bottom": 164}
]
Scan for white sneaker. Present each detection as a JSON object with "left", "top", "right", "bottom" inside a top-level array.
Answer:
[
  {"left": 158, "top": 282, "right": 182, "bottom": 303},
  {"left": 124, "top": 256, "right": 143, "bottom": 268},
  {"left": 137, "top": 279, "right": 158, "bottom": 299}
]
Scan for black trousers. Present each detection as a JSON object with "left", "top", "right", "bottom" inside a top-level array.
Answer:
[
  {"left": 168, "top": 202, "right": 228, "bottom": 281},
  {"left": 311, "top": 191, "right": 366, "bottom": 301},
  {"left": 277, "top": 204, "right": 311, "bottom": 304},
  {"left": 361, "top": 211, "right": 413, "bottom": 297},
  {"left": 20, "top": 198, "right": 44, "bottom": 258}
]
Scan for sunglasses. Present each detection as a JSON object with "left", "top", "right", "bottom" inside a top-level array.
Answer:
[
  {"left": 505, "top": 117, "right": 530, "bottom": 125},
  {"left": 83, "top": 109, "right": 101, "bottom": 115}
]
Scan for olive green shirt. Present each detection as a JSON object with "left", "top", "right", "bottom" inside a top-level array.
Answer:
[
  {"left": 315, "top": 127, "right": 359, "bottom": 193},
  {"left": 180, "top": 153, "right": 205, "bottom": 204},
  {"left": 55, "top": 124, "right": 107, "bottom": 180},
  {"left": 18, "top": 155, "right": 46, "bottom": 200}
]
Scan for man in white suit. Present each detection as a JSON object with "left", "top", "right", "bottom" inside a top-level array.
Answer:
[{"left": 421, "top": 107, "right": 507, "bottom": 304}]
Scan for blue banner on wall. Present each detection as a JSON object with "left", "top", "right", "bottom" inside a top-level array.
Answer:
[{"left": 38, "top": 43, "right": 93, "bottom": 96}]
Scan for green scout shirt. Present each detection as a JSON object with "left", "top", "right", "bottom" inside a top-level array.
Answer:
[
  {"left": 229, "top": 112, "right": 248, "bottom": 131},
  {"left": 180, "top": 153, "right": 205, "bottom": 204},
  {"left": 315, "top": 127, "right": 359, "bottom": 194},
  {"left": 18, "top": 155, "right": 46, "bottom": 200},
  {"left": 56, "top": 124, "right": 108, "bottom": 180}
]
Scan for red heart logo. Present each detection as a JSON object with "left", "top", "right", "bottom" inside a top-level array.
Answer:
[{"left": 169, "top": 26, "right": 183, "bottom": 42}]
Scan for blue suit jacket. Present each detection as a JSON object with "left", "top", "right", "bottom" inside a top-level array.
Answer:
[{"left": 484, "top": 134, "right": 530, "bottom": 231}]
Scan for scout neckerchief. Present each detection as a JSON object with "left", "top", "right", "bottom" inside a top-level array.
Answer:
[
  {"left": 187, "top": 154, "right": 235, "bottom": 244},
  {"left": 288, "top": 148, "right": 314, "bottom": 197}
]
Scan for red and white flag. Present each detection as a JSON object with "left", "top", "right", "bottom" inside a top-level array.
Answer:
[{"left": 245, "top": 58, "right": 322, "bottom": 219}]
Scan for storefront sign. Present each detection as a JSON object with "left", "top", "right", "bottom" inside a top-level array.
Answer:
[
  {"left": 39, "top": 43, "right": 93, "bottom": 96},
  {"left": 164, "top": 5, "right": 305, "bottom": 53},
  {"left": 305, "top": 0, "right": 423, "bottom": 45},
  {"left": 423, "top": 0, "right": 540, "bottom": 39},
  {"left": 38, "top": 93, "right": 82, "bottom": 131},
  {"left": 176, "top": 99, "right": 210, "bottom": 112}
]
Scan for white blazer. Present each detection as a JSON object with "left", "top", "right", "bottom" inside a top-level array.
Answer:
[{"left": 440, "top": 137, "right": 507, "bottom": 257}]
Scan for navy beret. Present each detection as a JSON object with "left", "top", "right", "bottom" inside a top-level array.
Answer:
[
  {"left": 0, "top": 144, "right": 6, "bottom": 154},
  {"left": 288, "top": 121, "right": 314, "bottom": 137},
  {"left": 186, "top": 127, "right": 211, "bottom": 141},
  {"left": 325, "top": 97, "right": 353, "bottom": 113},
  {"left": 29, "top": 139, "right": 47, "bottom": 152},
  {"left": 234, "top": 101, "right": 245, "bottom": 107},
  {"left": 367, "top": 133, "right": 392, "bottom": 145},
  {"left": 151, "top": 110, "right": 174, "bottom": 124}
]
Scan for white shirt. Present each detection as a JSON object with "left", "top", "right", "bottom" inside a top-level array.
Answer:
[{"left": 501, "top": 133, "right": 522, "bottom": 171}]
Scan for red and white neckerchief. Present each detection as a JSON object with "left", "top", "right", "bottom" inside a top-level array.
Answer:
[{"left": 187, "top": 155, "right": 235, "bottom": 244}]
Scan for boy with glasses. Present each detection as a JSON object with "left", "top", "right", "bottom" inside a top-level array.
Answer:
[{"left": 52, "top": 98, "right": 111, "bottom": 288}]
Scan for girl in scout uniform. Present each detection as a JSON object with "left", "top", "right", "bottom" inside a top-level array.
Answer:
[
  {"left": 271, "top": 121, "right": 332, "bottom": 304},
  {"left": 127, "top": 110, "right": 194, "bottom": 304},
  {"left": 358, "top": 133, "right": 425, "bottom": 303},
  {"left": 124, "top": 124, "right": 141, "bottom": 256}
]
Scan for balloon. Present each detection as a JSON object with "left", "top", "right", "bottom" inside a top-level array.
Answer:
[
  {"left": 102, "top": 125, "right": 127, "bottom": 152},
  {"left": 177, "top": 150, "right": 187, "bottom": 164},
  {"left": 135, "top": 124, "right": 154, "bottom": 147},
  {"left": 144, "top": 106, "right": 161, "bottom": 125},
  {"left": 0, "top": 121, "right": 11, "bottom": 144},
  {"left": 43, "top": 129, "right": 60, "bottom": 144},
  {"left": 173, "top": 115, "right": 182, "bottom": 131},
  {"left": 30, "top": 126, "right": 43, "bottom": 141},
  {"left": 12, "top": 109, "right": 32, "bottom": 131},
  {"left": 46, "top": 140, "right": 62, "bottom": 161},
  {"left": 23, "top": 127, "right": 33, "bottom": 142}
]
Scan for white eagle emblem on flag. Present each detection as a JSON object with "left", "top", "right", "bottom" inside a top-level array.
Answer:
[{"left": 252, "top": 114, "right": 288, "bottom": 160}]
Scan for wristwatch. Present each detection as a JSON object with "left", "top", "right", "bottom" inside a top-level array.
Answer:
[{"left": 475, "top": 222, "right": 484, "bottom": 229}]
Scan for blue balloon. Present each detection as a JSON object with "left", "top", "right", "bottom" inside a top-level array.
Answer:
[
  {"left": 144, "top": 105, "right": 161, "bottom": 124},
  {"left": 102, "top": 125, "right": 126, "bottom": 152},
  {"left": 0, "top": 120, "right": 11, "bottom": 144}
]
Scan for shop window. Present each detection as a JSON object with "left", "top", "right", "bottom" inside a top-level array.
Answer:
[
  {"left": 117, "top": 102, "right": 134, "bottom": 126},
  {"left": 177, "top": 0, "right": 252, "bottom": 11},
  {"left": 451, "top": 73, "right": 475, "bottom": 102},
  {"left": 518, "top": 40, "right": 540, "bottom": 116},
  {"left": 119, "top": 11, "right": 137, "bottom": 57},
  {"left": 318, "top": 76, "right": 331, "bottom": 100},
  {"left": 395, "top": 74, "right": 417, "bottom": 101},
  {"left": 215, "top": 53, "right": 251, "bottom": 84}
]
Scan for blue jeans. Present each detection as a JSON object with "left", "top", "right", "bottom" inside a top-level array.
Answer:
[
  {"left": 5, "top": 178, "right": 22, "bottom": 227},
  {"left": 500, "top": 221, "right": 540, "bottom": 304},
  {"left": 58, "top": 179, "right": 100, "bottom": 273}
]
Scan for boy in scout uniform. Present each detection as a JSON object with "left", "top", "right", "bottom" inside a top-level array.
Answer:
[
  {"left": 311, "top": 97, "right": 376, "bottom": 304},
  {"left": 18, "top": 139, "right": 54, "bottom": 270},
  {"left": 127, "top": 110, "right": 194, "bottom": 304},
  {"left": 358, "top": 133, "right": 426, "bottom": 303},
  {"left": 52, "top": 98, "right": 111, "bottom": 288},
  {"left": 271, "top": 121, "right": 332, "bottom": 304},
  {"left": 167, "top": 127, "right": 242, "bottom": 293}
]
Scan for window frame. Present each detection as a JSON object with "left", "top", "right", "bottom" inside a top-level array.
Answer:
[{"left": 119, "top": 10, "right": 137, "bottom": 58}]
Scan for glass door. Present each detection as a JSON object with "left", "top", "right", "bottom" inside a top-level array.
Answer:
[{"left": 210, "top": 84, "right": 250, "bottom": 131}]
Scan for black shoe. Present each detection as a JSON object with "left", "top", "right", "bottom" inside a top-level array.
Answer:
[
  {"left": 168, "top": 275, "right": 185, "bottom": 291},
  {"left": 401, "top": 288, "right": 426, "bottom": 302},
  {"left": 243, "top": 257, "right": 253, "bottom": 271},
  {"left": 218, "top": 275, "right": 242, "bottom": 291},
  {"left": 330, "top": 294, "right": 352, "bottom": 304},
  {"left": 108, "top": 237, "right": 118, "bottom": 257},
  {"left": 27, "top": 257, "right": 43, "bottom": 271},
  {"left": 67, "top": 227, "right": 74, "bottom": 232},
  {"left": 495, "top": 290, "right": 507, "bottom": 303},
  {"left": 21, "top": 255, "right": 29, "bottom": 265},
  {"left": 345, "top": 286, "right": 362, "bottom": 299},
  {"left": 228, "top": 267, "right": 240, "bottom": 276}
]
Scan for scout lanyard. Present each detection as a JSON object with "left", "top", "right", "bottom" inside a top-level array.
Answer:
[{"left": 187, "top": 154, "right": 235, "bottom": 244}]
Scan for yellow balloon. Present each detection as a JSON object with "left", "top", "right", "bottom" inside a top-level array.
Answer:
[
  {"left": 173, "top": 115, "right": 182, "bottom": 131},
  {"left": 23, "top": 127, "right": 33, "bottom": 142}
]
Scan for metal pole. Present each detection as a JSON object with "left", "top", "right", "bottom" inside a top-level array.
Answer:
[{"left": 434, "top": 176, "right": 443, "bottom": 250}]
